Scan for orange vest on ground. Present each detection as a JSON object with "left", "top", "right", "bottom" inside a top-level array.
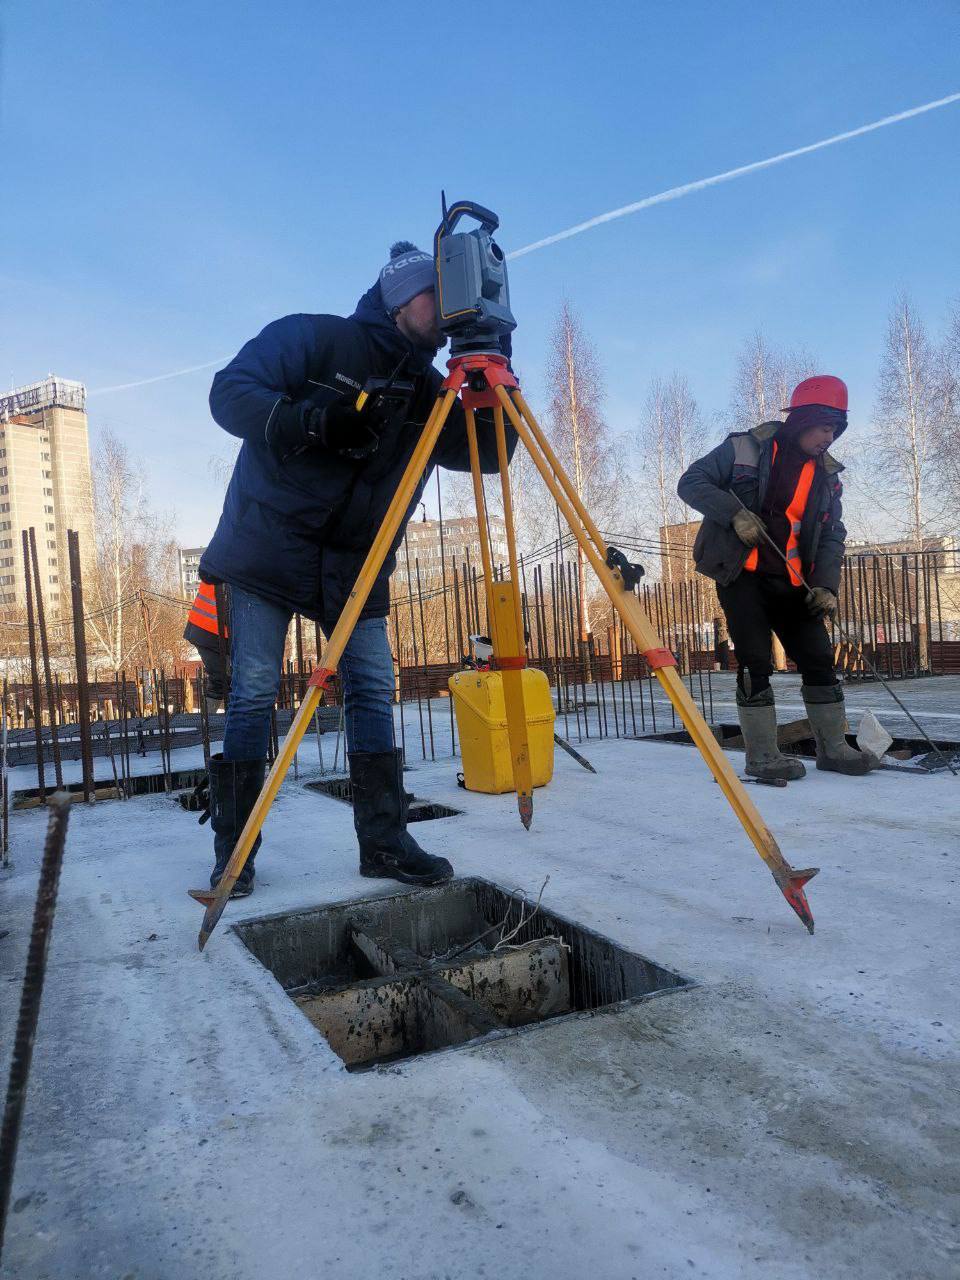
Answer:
[
  {"left": 187, "top": 582, "right": 225, "bottom": 638},
  {"left": 743, "top": 442, "right": 816, "bottom": 586}
]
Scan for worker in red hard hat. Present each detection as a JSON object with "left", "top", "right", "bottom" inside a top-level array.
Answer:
[{"left": 678, "top": 374, "right": 880, "bottom": 781}]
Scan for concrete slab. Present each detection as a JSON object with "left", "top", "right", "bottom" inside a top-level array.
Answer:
[{"left": 0, "top": 736, "right": 957, "bottom": 1279}]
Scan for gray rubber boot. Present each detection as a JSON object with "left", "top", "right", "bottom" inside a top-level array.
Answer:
[
  {"left": 736, "top": 688, "right": 806, "bottom": 782},
  {"left": 801, "top": 685, "right": 880, "bottom": 775}
]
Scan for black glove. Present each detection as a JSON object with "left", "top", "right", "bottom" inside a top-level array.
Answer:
[
  {"left": 309, "top": 401, "right": 384, "bottom": 460},
  {"left": 269, "top": 400, "right": 315, "bottom": 460},
  {"left": 805, "top": 587, "right": 838, "bottom": 619},
  {"left": 269, "top": 398, "right": 385, "bottom": 462}
]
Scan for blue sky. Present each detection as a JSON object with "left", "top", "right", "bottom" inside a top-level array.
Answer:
[{"left": 2, "top": 1, "right": 958, "bottom": 543}]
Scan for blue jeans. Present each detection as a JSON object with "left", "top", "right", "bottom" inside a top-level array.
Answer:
[{"left": 223, "top": 586, "right": 396, "bottom": 762}]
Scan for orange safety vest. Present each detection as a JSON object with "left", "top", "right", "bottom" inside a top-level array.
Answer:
[
  {"left": 743, "top": 443, "right": 816, "bottom": 587},
  {"left": 186, "top": 582, "right": 226, "bottom": 638}
]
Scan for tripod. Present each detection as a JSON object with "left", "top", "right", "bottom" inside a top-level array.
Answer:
[{"left": 191, "top": 351, "right": 818, "bottom": 948}]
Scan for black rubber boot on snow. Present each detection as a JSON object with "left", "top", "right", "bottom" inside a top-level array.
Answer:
[
  {"left": 349, "top": 750, "right": 454, "bottom": 886},
  {"left": 801, "top": 685, "right": 880, "bottom": 776},
  {"left": 736, "top": 687, "right": 806, "bottom": 782},
  {"left": 207, "top": 753, "right": 266, "bottom": 897}
]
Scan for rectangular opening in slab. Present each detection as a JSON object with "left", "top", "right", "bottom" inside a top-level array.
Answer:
[
  {"left": 304, "top": 777, "right": 462, "bottom": 822},
  {"left": 234, "top": 878, "right": 693, "bottom": 1070}
]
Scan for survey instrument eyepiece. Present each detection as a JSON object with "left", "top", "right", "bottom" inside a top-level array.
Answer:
[{"left": 434, "top": 194, "right": 517, "bottom": 357}]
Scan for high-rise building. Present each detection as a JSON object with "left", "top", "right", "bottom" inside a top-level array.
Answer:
[{"left": 0, "top": 376, "right": 96, "bottom": 613}]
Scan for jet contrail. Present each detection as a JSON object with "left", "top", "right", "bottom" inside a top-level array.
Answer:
[
  {"left": 507, "top": 91, "right": 960, "bottom": 259},
  {"left": 87, "top": 92, "right": 959, "bottom": 394},
  {"left": 88, "top": 356, "right": 231, "bottom": 395}
]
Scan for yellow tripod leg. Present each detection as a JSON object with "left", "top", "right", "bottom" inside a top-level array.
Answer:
[
  {"left": 463, "top": 406, "right": 534, "bottom": 827},
  {"left": 192, "top": 389, "right": 461, "bottom": 949},
  {"left": 492, "top": 403, "right": 534, "bottom": 827},
  {"left": 496, "top": 385, "right": 817, "bottom": 933},
  {"left": 462, "top": 408, "right": 498, "bottom": 630},
  {"left": 490, "top": 579, "right": 535, "bottom": 828}
]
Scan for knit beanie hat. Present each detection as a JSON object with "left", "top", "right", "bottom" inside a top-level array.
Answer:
[{"left": 379, "top": 241, "right": 435, "bottom": 315}]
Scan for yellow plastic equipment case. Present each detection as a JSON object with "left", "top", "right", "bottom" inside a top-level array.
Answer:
[{"left": 449, "top": 667, "right": 556, "bottom": 794}]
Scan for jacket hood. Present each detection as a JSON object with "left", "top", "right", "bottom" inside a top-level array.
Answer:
[
  {"left": 351, "top": 280, "right": 438, "bottom": 375},
  {"left": 751, "top": 420, "right": 844, "bottom": 475}
]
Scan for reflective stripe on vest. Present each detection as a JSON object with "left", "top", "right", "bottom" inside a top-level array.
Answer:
[
  {"left": 187, "top": 582, "right": 225, "bottom": 637},
  {"left": 784, "top": 457, "right": 816, "bottom": 586},
  {"left": 742, "top": 441, "right": 816, "bottom": 584}
]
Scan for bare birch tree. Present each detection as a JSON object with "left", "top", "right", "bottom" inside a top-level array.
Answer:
[
  {"left": 873, "top": 293, "right": 945, "bottom": 549},
  {"left": 870, "top": 294, "right": 951, "bottom": 668},
  {"left": 544, "top": 301, "right": 624, "bottom": 636},
  {"left": 635, "top": 372, "right": 706, "bottom": 537},
  {"left": 83, "top": 429, "right": 187, "bottom": 670},
  {"left": 936, "top": 298, "right": 960, "bottom": 525},
  {"left": 728, "top": 331, "right": 817, "bottom": 430}
]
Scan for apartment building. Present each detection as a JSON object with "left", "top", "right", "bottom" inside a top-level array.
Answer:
[
  {"left": 392, "top": 515, "right": 509, "bottom": 589},
  {"left": 178, "top": 546, "right": 206, "bottom": 597},
  {"left": 0, "top": 376, "right": 96, "bottom": 612}
]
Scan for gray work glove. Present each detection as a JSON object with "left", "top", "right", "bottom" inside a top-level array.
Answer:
[
  {"left": 805, "top": 587, "right": 838, "bottom": 619},
  {"left": 731, "top": 508, "right": 766, "bottom": 547}
]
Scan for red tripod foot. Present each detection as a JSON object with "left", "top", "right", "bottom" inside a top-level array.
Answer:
[{"left": 774, "top": 867, "right": 818, "bottom": 933}]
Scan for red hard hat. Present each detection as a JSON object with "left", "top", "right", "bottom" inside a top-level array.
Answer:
[{"left": 787, "top": 375, "right": 848, "bottom": 412}]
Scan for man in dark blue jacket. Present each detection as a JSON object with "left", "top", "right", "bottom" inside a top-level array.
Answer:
[
  {"left": 199, "top": 243, "right": 517, "bottom": 896},
  {"left": 678, "top": 375, "right": 878, "bottom": 782}
]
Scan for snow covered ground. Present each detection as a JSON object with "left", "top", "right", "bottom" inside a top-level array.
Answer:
[{"left": 0, "top": 731, "right": 957, "bottom": 1279}]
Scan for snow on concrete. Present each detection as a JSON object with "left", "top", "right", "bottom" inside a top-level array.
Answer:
[{"left": 0, "top": 735, "right": 957, "bottom": 1279}]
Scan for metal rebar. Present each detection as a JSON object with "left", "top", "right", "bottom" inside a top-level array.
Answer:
[
  {"left": 101, "top": 716, "right": 120, "bottom": 798},
  {"left": 28, "top": 528, "right": 63, "bottom": 788},
  {"left": 0, "top": 792, "right": 71, "bottom": 1260},
  {"left": 402, "top": 536, "right": 427, "bottom": 761},
  {"left": 21, "top": 530, "right": 47, "bottom": 800},
  {"left": 67, "top": 531, "right": 95, "bottom": 802},
  {"left": 550, "top": 560, "right": 571, "bottom": 740},
  {"left": 120, "top": 668, "right": 132, "bottom": 786},
  {"left": 706, "top": 663, "right": 714, "bottom": 724},
  {"left": 414, "top": 557, "right": 435, "bottom": 762}
]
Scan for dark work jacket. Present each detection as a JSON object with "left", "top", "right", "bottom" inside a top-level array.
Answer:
[
  {"left": 676, "top": 421, "right": 846, "bottom": 593},
  {"left": 200, "top": 284, "right": 517, "bottom": 624}
]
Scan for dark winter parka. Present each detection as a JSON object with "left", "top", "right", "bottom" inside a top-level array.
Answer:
[
  {"left": 676, "top": 421, "right": 846, "bottom": 592},
  {"left": 200, "top": 283, "right": 517, "bottom": 625}
]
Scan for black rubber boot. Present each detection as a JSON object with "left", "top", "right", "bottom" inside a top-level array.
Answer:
[
  {"left": 349, "top": 750, "right": 453, "bottom": 886},
  {"left": 207, "top": 753, "right": 266, "bottom": 897},
  {"left": 736, "top": 687, "right": 806, "bottom": 782},
  {"left": 802, "top": 685, "right": 880, "bottom": 776}
]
